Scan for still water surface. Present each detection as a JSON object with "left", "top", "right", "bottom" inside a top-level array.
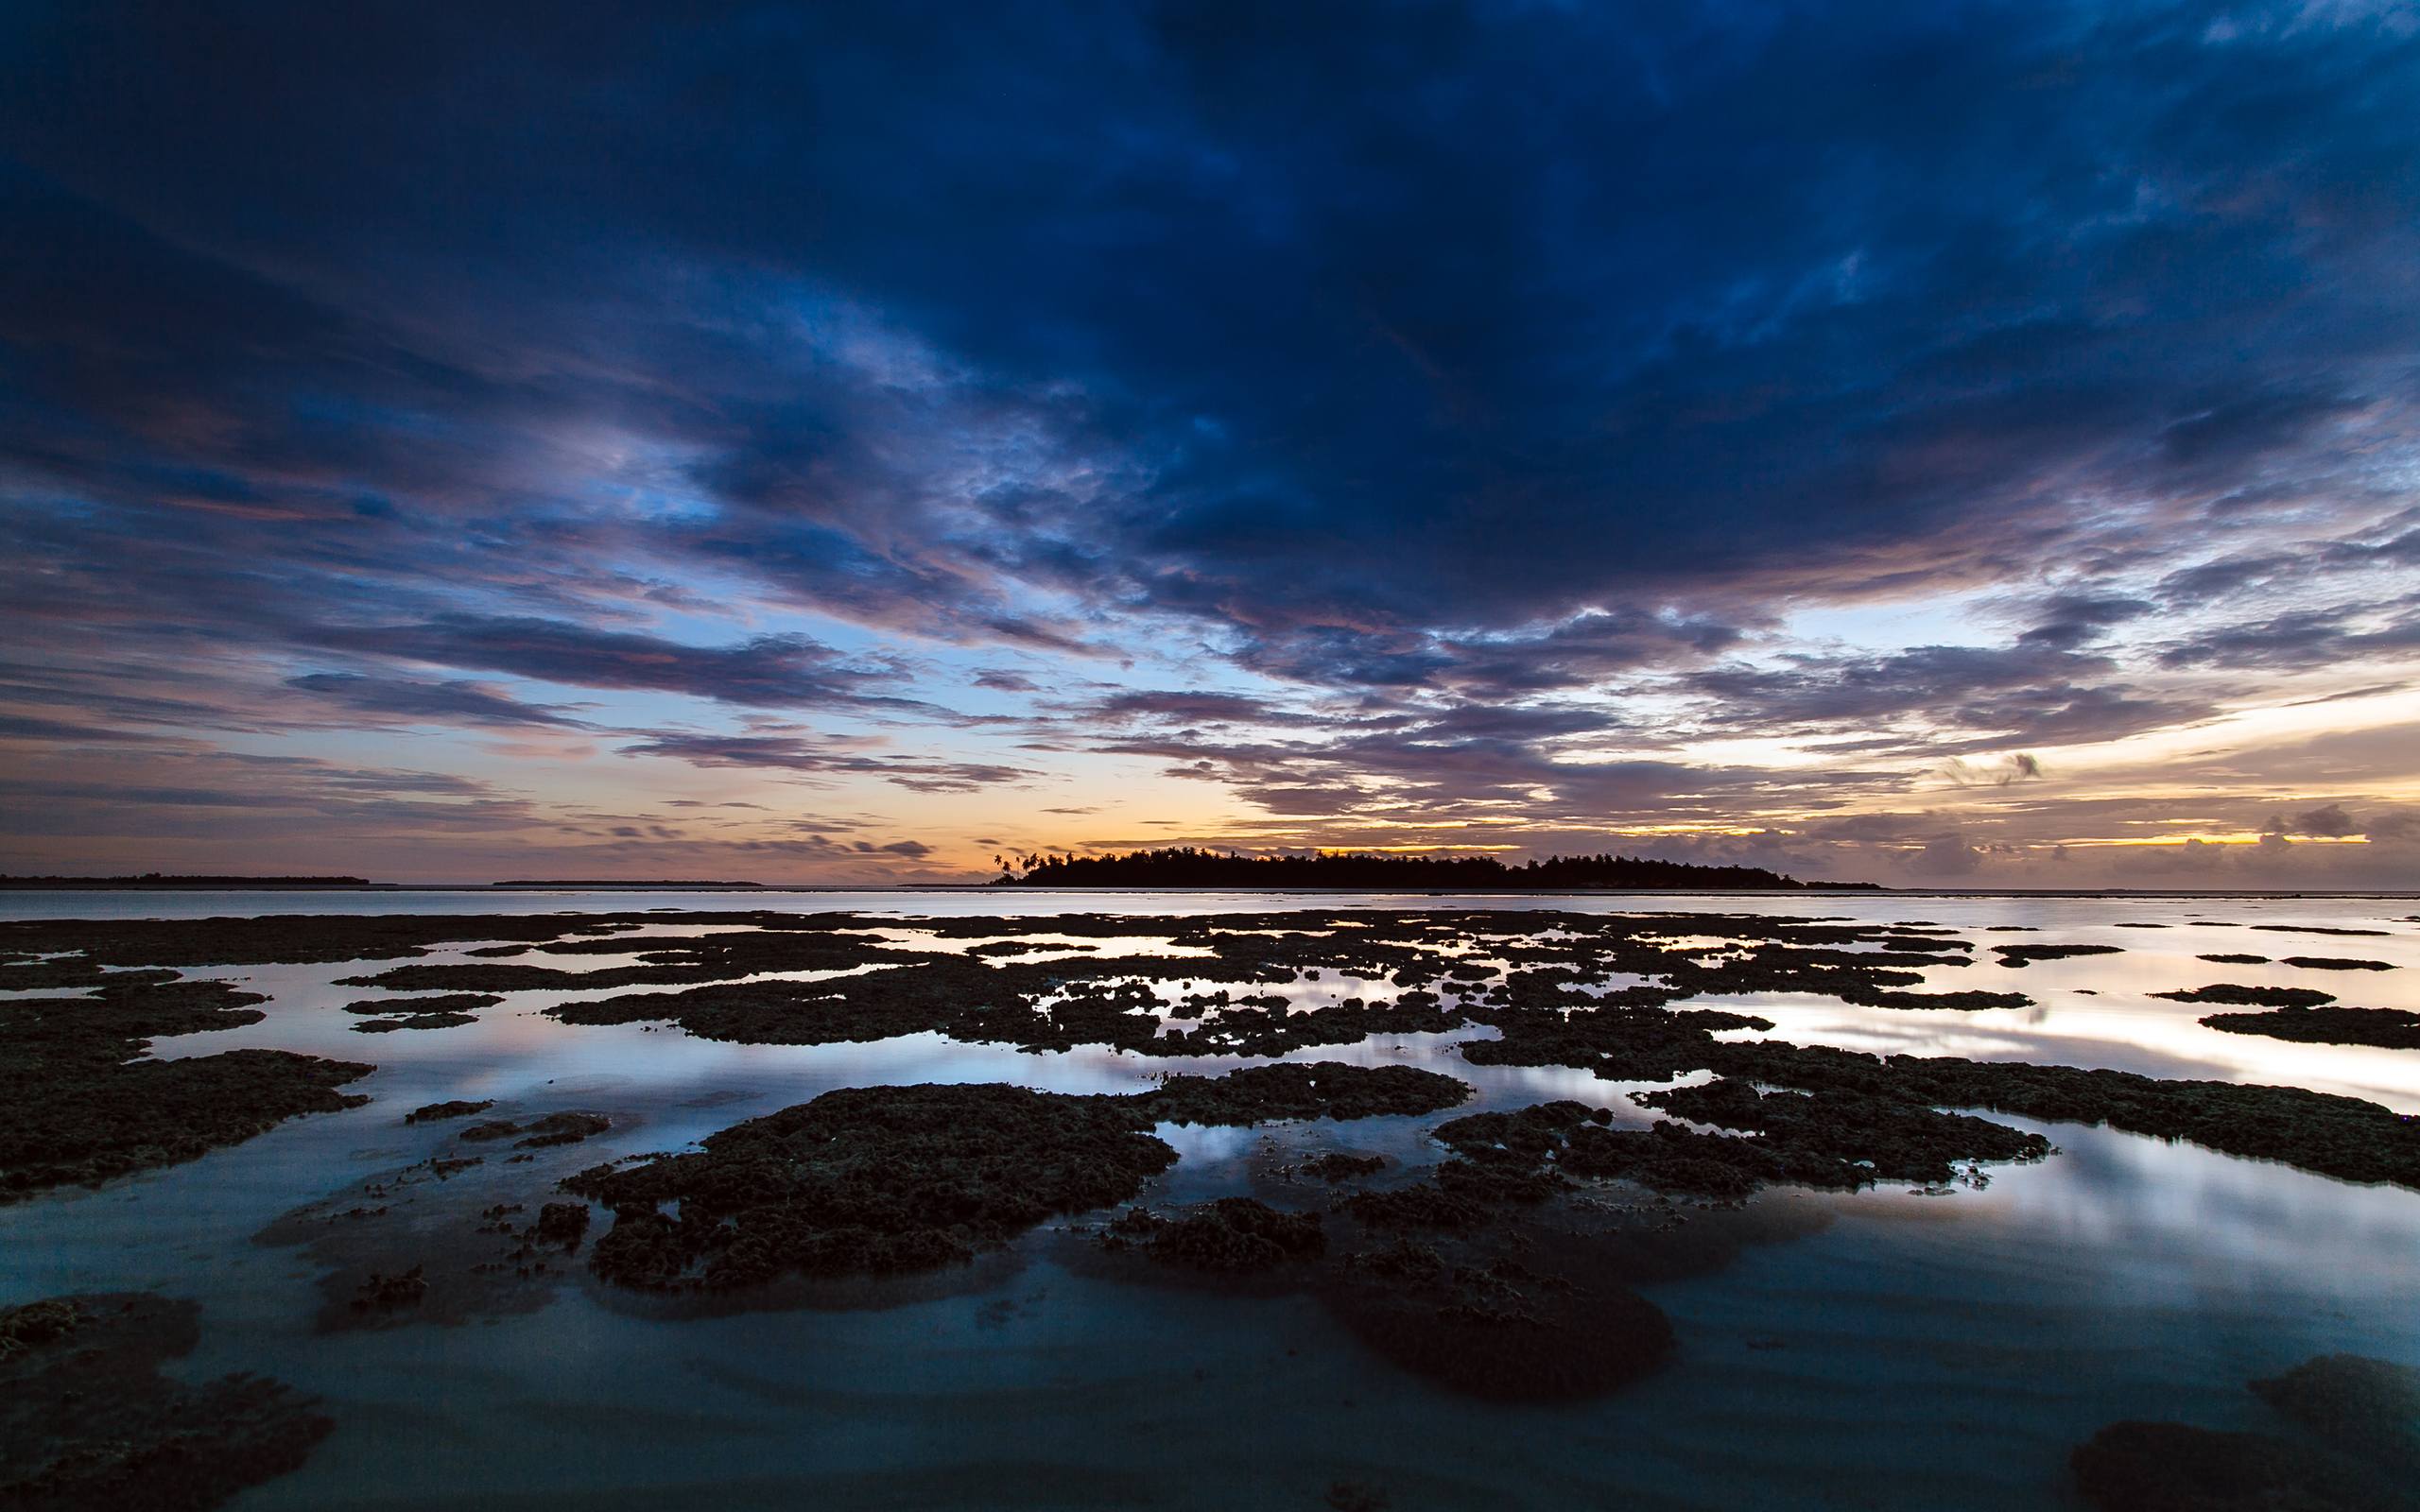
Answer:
[{"left": 5, "top": 889, "right": 2417, "bottom": 1509}]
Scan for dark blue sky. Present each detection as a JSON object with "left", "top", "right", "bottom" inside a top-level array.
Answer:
[{"left": 5, "top": 1, "right": 2418, "bottom": 883}]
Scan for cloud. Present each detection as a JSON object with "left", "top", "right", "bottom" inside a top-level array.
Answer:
[
  {"left": 12, "top": 2, "right": 2420, "bottom": 657},
  {"left": 311, "top": 616, "right": 911, "bottom": 709},
  {"left": 2018, "top": 594, "right": 2154, "bottom": 651},
  {"left": 2269, "top": 802, "right": 2365, "bottom": 838},
  {"left": 0, "top": 754, "right": 542, "bottom": 842},
  {"left": 1909, "top": 833, "right": 1984, "bottom": 878},
  {"left": 4, "top": 1, "right": 2420, "bottom": 879},
  {"left": 2156, "top": 598, "right": 2420, "bottom": 671},
  {"left": 615, "top": 731, "right": 1028, "bottom": 793},
  {"left": 1685, "top": 643, "right": 2204, "bottom": 752},
  {"left": 1084, "top": 690, "right": 1284, "bottom": 725},
  {"left": 285, "top": 672, "right": 594, "bottom": 729},
  {"left": 1942, "top": 753, "right": 2044, "bottom": 787}
]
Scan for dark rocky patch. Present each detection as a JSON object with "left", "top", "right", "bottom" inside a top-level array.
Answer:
[
  {"left": 1639, "top": 1078, "right": 2046, "bottom": 1187},
  {"left": 1994, "top": 943, "right": 2124, "bottom": 967},
  {"left": 1, "top": 977, "right": 372, "bottom": 1202},
  {"left": 0, "top": 1294, "right": 330, "bottom": 1510},
  {"left": 3, "top": 907, "right": 2086, "bottom": 1098},
  {"left": 0, "top": 961, "right": 180, "bottom": 993},
  {"left": 1746, "top": 1046, "right": 2420, "bottom": 1191},
  {"left": 532, "top": 1202, "right": 591, "bottom": 1248},
  {"left": 1318, "top": 1240, "right": 1675, "bottom": 1403},
  {"left": 337, "top": 962, "right": 716, "bottom": 993},
  {"left": 0, "top": 1300, "right": 82, "bottom": 1361},
  {"left": 2253, "top": 925, "right": 2394, "bottom": 937},
  {"left": 1301, "top": 1152, "right": 1387, "bottom": 1182},
  {"left": 2284, "top": 957, "right": 2398, "bottom": 971},
  {"left": 563, "top": 1065, "right": 1472, "bottom": 1292},
  {"left": 537, "top": 907, "right": 2040, "bottom": 1058},
  {"left": 2200, "top": 954, "right": 2272, "bottom": 965},
  {"left": 1425, "top": 1087, "right": 2048, "bottom": 1201},
  {"left": 3, "top": 975, "right": 268, "bottom": 1040},
  {"left": 350, "top": 1011, "right": 478, "bottom": 1033},
  {"left": 2251, "top": 1355, "right": 2420, "bottom": 1469},
  {"left": 2203, "top": 1007, "right": 2420, "bottom": 1049},
  {"left": 458, "top": 1112, "right": 610, "bottom": 1149},
  {"left": 566, "top": 1083, "right": 1180, "bottom": 1290},
  {"left": 515, "top": 1112, "right": 613, "bottom": 1149},
  {"left": 2072, "top": 1353, "right": 2420, "bottom": 1511},
  {"left": 1460, "top": 1005, "right": 1776, "bottom": 1083},
  {"left": 1457, "top": 1005, "right": 2420, "bottom": 1192},
  {"left": 405, "top": 1099, "right": 494, "bottom": 1125},
  {"left": 1847, "top": 988, "right": 2031, "bottom": 1010},
  {"left": 1341, "top": 1179, "right": 1504, "bottom": 1231},
  {"left": 1099, "top": 1198, "right": 1326, "bottom": 1272},
  {"left": 334, "top": 925, "right": 925, "bottom": 997},
  {"left": 350, "top": 1265, "right": 427, "bottom": 1314},
  {"left": 1132, "top": 1064, "right": 1469, "bottom": 1125},
  {"left": 0, "top": 909, "right": 901, "bottom": 972},
  {"left": 2070, "top": 1421, "right": 2397, "bottom": 1512},
  {"left": 339, "top": 993, "right": 501, "bottom": 1015},
  {"left": 2154, "top": 983, "right": 2339, "bottom": 1008}
]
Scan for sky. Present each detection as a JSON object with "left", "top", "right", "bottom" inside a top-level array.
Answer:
[{"left": 4, "top": 0, "right": 2419, "bottom": 888}]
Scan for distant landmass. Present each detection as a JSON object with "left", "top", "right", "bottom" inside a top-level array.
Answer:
[
  {"left": 993, "top": 848, "right": 1873, "bottom": 890},
  {"left": 0, "top": 873, "right": 374, "bottom": 888},
  {"left": 489, "top": 879, "right": 765, "bottom": 889}
]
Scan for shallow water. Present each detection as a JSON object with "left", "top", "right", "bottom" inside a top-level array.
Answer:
[{"left": 6, "top": 890, "right": 2419, "bottom": 1509}]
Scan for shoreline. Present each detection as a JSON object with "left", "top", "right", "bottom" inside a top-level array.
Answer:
[{"left": 3, "top": 882, "right": 2417, "bottom": 900}]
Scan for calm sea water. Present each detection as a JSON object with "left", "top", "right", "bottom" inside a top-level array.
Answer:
[{"left": 6, "top": 889, "right": 2418, "bottom": 1510}]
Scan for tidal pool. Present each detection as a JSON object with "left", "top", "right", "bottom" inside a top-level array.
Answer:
[{"left": 3, "top": 889, "right": 2417, "bottom": 1510}]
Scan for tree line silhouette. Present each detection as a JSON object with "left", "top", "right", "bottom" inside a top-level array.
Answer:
[{"left": 990, "top": 847, "right": 1863, "bottom": 890}]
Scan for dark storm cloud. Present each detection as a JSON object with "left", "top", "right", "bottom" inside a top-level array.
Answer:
[{"left": 9, "top": 1, "right": 2417, "bottom": 652}]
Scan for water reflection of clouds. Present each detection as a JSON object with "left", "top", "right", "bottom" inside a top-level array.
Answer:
[
  {"left": 1933, "top": 1119, "right": 2420, "bottom": 1297},
  {"left": 14, "top": 885, "right": 2417, "bottom": 927},
  {"left": 63, "top": 893, "right": 2420, "bottom": 1243},
  {"left": 126, "top": 895, "right": 2420, "bottom": 1128},
  {"left": 14, "top": 889, "right": 2420, "bottom": 1512}
]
